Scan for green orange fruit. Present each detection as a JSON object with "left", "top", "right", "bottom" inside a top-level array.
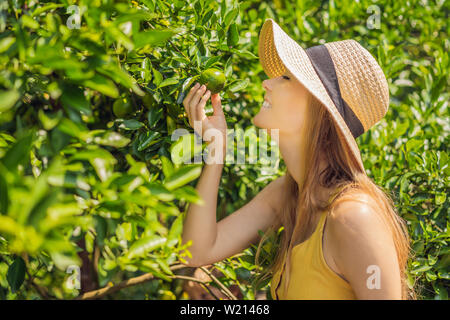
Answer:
[
  {"left": 113, "top": 97, "right": 133, "bottom": 118},
  {"left": 142, "top": 94, "right": 156, "bottom": 109},
  {"left": 199, "top": 68, "right": 226, "bottom": 94}
]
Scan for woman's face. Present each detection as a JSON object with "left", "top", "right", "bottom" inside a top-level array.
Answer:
[{"left": 252, "top": 69, "right": 310, "bottom": 137}]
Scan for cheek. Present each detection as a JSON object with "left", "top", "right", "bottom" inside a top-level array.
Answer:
[
  {"left": 253, "top": 83, "right": 309, "bottom": 132},
  {"left": 272, "top": 97, "right": 306, "bottom": 131}
]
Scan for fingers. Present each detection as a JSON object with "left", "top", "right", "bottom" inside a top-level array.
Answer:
[
  {"left": 211, "top": 93, "right": 224, "bottom": 117},
  {"left": 182, "top": 82, "right": 211, "bottom": 126},
  {"left": 190, "top": 84, "right": 207, "bottom": 110},
  {"left": 182, "top": 82, "right": 200, "bottom": 119},
  {"left": 195, "top": 89, "right": 211, "bottom": 121}
]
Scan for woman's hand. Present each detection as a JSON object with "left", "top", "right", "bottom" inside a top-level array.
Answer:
[{"left": 182, "top": 82, "right": 227, "bottom": 151}]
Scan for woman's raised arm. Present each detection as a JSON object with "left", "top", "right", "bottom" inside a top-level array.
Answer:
[{"left": 180, "top": 82, "right": 284, "bottom": 267}]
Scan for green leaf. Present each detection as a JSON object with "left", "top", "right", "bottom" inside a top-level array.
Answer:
[
  {"left": 114, "top": 11, "right": 158, "bottom": 26},
  {"left": 406, "top": 138, "right": 423, "bottom": 152},
  {"left": 60, "top": 84, "right": 91, "bottom": 116},
  {"left": 47, "top": 171, "right": 91, "bottom": 191},
  {"left": 2, "top": 133, "right": 33, "bottom": 171},
  {"left": 138, "top": 260, "right": 172, "bottom": 282},
  {"left": 27, "top": 191, "right": 59, "bottom": 228},
  {"left": 152, "top": 201, "right": 179, "bottom": 216},
  {"left": 194, "top": 1, "right": 203, "bottom": 22},
  {"left": 81, "top": 74, "right": 119, "bottom": 98},
  {"left": 146, "top": 182, "right": 174, "bottom": 201},
  {"left": 399, "top": 171, "right": 416, "bottom": 198},
  {"left": 127, "top": 236, "right": 167, "bottom": 259},
  {"left": 93, "top": 131, "right": 131, "bottom": 148},
  {"left": 227, "top": 23, "right": 239, "bottom": 47},
  {"left": 216, "top": 264, "right": 236, "bottom": 280},
  {"left": 201, "top": 9, "right": 215, "bottom": 25},
  {"left": 133, "top": 30, "right": 175, "bottom": 49},
  {"left": 172, "top": 185, "right": 204, "bottom": 204},
  {"left": 138, "top": 131, "right": 161, "bottom": 151},
  {"left": 0, "top": 172, "right": 9, "bottom": 214},
  {"left": 435, "top": 193, "right": 446, "bottom": 205},
  {"left": 116, "top": 222, "right": 133, "bottom": 242},
  {"left": 160, "top": 155, "right": 175, "bottom": 178},
  {"left": 223, "top": 8, "right": 239, "bottom": 27},
  {"left": 177, "top": 76, "right": 199, "bottom": 104},
  {"left": 0, "top": 216, "right": 20, "bottom": 235},
  {"left": 152, "top": 69, "right": 163, "bottom": 86},
  {"left": 204, "top": 56, "right": 222, "bottom": 69},
  {"left": 71, "top": 148, "right": 117, "bottom": 182},
  {"left": 31, "top": 3, "right": 64, "bottom": 17},
  {"left": 141, "top": 57, "right": 151, "bottom": 82},
  {"left": 147, "top": 108, "right": 163, "bottom": 128},
  {"left": 412, "top": 264, "right": 433, "bottom": 273},
  {"left": 167, "top": 214, "right": 183, "bottom": 247},
  {"left": 49, "top": 252, "right": 81, "bottom": 271},
  {"left": 0, "top": 90, "right": 20, "bottom": 112},
  {"left": 21, "top": 15, "right": 39, "bottom": 29},
  {"left": 106, "top": 25, "right": 134, "bottom": 50},
  {"left": 228, "top": 79, "right": 249, "bottom": 92},
  {"left": 239, "top": 182, "right": 246, "bottom": 199},
  {"left": 118, "top": 119, "right": 144, "bottom": 130},
  {"left": 7, "top": 257, "right": 26, "bottom": 293},
  {"left": 0, "top": 37, "right": 15, "bottom": 53},
  {"left": 97, "top": 63, "right": 144, "bottom": 96},
  {"left": 38, "top": 109, "right": 63, "bottom": 130},
  {"left": 94, "top": 216, "right": 107, "bottom": 246},
  {"left": 236, "top": 49, "right": 258, "bottom": 60},
  {"left": 158, "top": 78, "right": 179, "bottom": 88},
  {"left": 163, "top": 164, "right": 202, "bottom": 191},
  {"left": 156, "top": 258, "right": 173, "bottom": 276},
  {"left": 57, "top": 118, "right": 89, "bottom": 141}
]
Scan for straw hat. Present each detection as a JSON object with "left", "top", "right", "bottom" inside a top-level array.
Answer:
[{"left": 258, "top": 18, "right": 390, "bottom": 173}]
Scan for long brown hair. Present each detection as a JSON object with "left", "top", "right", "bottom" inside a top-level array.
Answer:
[{"left": 254, "top": 92, "right": 417, "bottom": 300}]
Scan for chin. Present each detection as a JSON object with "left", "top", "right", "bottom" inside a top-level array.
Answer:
[
  {"left": 252, "top": 116, "right": 279, "bottom": 141},
  {"left": 251, "top": 113, "right": 267, "bottom": 129}
]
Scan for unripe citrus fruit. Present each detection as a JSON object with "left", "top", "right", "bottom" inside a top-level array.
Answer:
[
  {"left": 113, "top": 97, "right": 133, "bottom": 118},
  {"left": 199, "top": 68, "right": 226, "bottom": 94},
  {"left": 142, "top": 94, "right": 156, "bottom": 109}
]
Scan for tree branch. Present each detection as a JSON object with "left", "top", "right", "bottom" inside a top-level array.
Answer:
[
  {"left": 75, "top": 264, "right": 188, "bottom": 300},
  {"left": 172, "top": 275, "right": 220, "bottom": 300},
  {"left": 76, "top": 263, "right": 239, "bottom": 300},
  {"left": 23, "top": 256, "right": 56, "bottom": 300},
  {"left": 199, "top": 266, "right": 238, "bottom": 300},
  {"left": 146, "top": 21, "right": 197, "bottom": 72}
]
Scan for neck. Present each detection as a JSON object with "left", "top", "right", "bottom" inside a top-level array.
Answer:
[
  {"left": 278, "top": 130, "right": 306, "bottom": 186},
  {"left": 278, "top": 131, "right": 333, "bottom": 205}
]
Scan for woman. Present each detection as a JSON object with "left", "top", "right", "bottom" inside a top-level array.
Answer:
[{"left": 181, "top": 19, "right": 415, "bottom": 300}]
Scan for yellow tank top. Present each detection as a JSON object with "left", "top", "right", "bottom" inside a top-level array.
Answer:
[{"left": 270, "top": 209, "right": 357, "bottom": 300}]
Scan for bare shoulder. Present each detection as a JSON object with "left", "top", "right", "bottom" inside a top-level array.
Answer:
[
  {"left": 325, "top": 193, "right": 403, "bottom": 299},
  {"left": 328, "top": 194, "right": 385, "bottom": 235},
  {"left": 326, "top": 193, "right": 395, "bottom": 266}
]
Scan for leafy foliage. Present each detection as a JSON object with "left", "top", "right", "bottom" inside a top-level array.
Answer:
[{"left": 0, "top": 0, "right": 448, "bottom": 300}]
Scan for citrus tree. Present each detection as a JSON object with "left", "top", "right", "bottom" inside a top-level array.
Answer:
[{"left": 0, "top": 0, "right": 448, "bottom": 300}]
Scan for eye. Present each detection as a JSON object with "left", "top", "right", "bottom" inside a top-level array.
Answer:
[{"left": 282, "top": 75, "right": 290, "bottom": 80}]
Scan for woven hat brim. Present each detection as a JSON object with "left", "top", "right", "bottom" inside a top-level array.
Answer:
[{"left": 258, "top": 18, "right": 366, "bottom": 174}]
